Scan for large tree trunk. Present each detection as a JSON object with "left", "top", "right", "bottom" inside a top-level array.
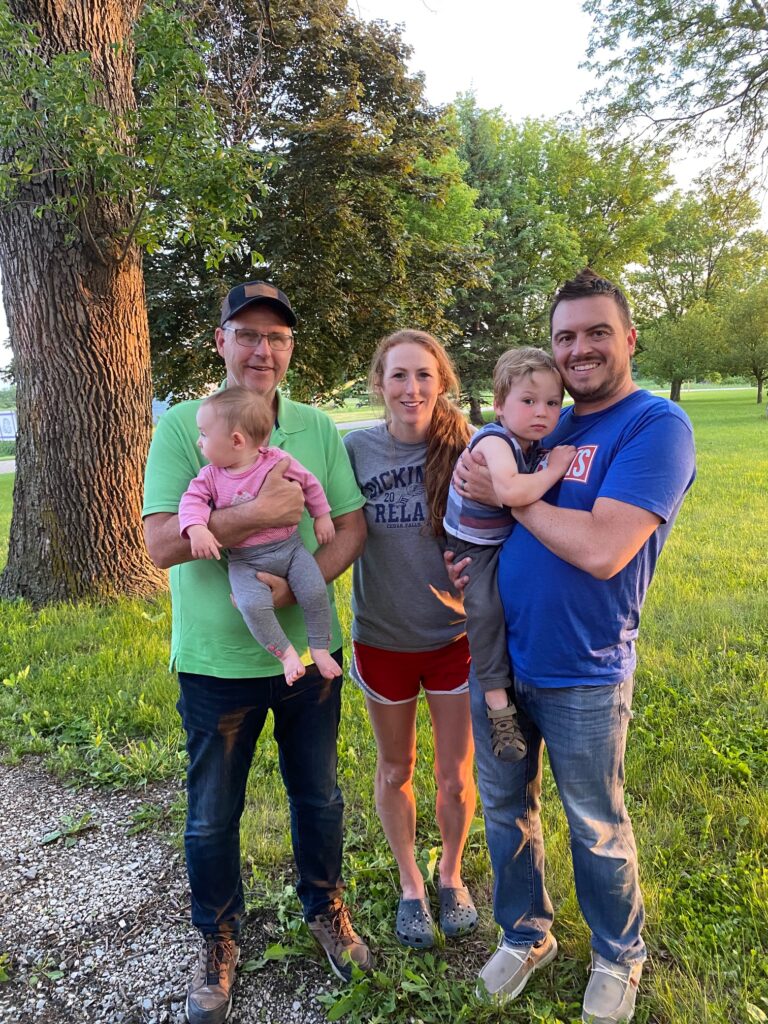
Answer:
[
  {"left": 756, "top": 374, "right": 763, "bottom": 404},
  {"left": 669, "top": 377, "right": 683, "bottom": 402},
  {"left": 0, "top": 1, "right": 164, "bottom": 604}
]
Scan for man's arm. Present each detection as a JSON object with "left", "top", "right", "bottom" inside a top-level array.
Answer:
[
  {"left": 446, "top": 466, "right": 660, "bottom": 586},
  {"left": 314, "top": 509, "right": 366, "bottom": 580},
  {"left": 144, "top": 459, "right": 305, "bottom": 569},
  {"left": 256, "top": 508, "right": 366, "bottom": 608},
  {"left": 512, "top": 497, "right": 661, "bottom": 579},
  {"left": 456, "top": 444, "right": 660, "bottom": 579}
]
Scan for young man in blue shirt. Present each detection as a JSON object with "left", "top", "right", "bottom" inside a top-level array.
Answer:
[{"left": 454, "top": 269, "right": 696, "bottom": 1024}]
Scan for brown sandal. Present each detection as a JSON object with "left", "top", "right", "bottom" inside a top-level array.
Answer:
[{"left": 487, "top": 703, "right": 527, "bottom": 762}]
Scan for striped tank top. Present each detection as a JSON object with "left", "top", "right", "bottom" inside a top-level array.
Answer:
[{"left": 444, "top": 423, "right": 539, "bottom": 545}]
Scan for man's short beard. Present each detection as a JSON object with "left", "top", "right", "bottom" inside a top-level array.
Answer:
[{"left": 565, "top": 370, "right": 627, "bottom": 405}]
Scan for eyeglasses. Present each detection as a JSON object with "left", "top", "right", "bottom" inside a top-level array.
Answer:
[{"left": 223, "top": 327, "right": 294, "bottom": 351}]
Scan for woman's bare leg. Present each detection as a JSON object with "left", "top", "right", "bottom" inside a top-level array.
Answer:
[
  {"left": 365, "top": 696, "right": 425, "bottom": 899},
  {"left": 426, "top": 690, "right": 476, "bottom": 888}
]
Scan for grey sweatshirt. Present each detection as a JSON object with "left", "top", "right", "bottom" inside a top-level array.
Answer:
[{"left": 344, "top": 423, "right": 466, "bottom": 652}]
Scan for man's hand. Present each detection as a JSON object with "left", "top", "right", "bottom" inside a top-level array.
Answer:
[
  {"left": 253, "top": 509, "right": 365, "bottom": 612},
  {"left": 313, "top": 512, "right": 336, "bottom": 545},
  {"left": 453, "top": 446, "right": 499, "bottom": 506},
  {"left": 259, "top": 458, "right": 305, "bottom": 527},
  {"left": 546, "top": 444, "right": 578, "bottom": 478},
  {"left": 186, "top": 525, "right": 222, "bottom": 560},
  {"left": 256, "top": 571, "right": 295, "bottom": 609}
]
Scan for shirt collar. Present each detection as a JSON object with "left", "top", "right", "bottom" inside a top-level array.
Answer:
[{"left": 273, "top": 390, "right": 306, "bottom": 437}]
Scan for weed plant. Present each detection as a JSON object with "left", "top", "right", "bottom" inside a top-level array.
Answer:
[{"left": 0, "top": 392, "right": 766, "bottom": 1023}]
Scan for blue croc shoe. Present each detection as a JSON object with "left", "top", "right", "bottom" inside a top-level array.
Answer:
[
  {"left": 395, "top": 897, "right": 436, "bottom": 948},
  {"left": 437, "top": 882, "right": 479, "bottom": 938}
]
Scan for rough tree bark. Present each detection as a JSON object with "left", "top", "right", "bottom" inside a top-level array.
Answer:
[
  {"left": 467, "top": 394, "right": 485, "bottom": 426},
  {"left": 0, "top": 0, "right": 165, "bottom": 604},
  {"left": 669, "top": 377, "right": 682, "bottom": 403}
]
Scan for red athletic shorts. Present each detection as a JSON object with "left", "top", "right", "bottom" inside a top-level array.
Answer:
[{"left": 350, "top": 635, "right": 470, "bottom": 705}]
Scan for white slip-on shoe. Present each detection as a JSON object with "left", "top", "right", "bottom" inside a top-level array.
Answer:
[
  {"left": 476, "top": 932, "right": 558, "bottom": 1001},
  {"left": 581, "top": 951, "right": 643, "bottom": 1023}
]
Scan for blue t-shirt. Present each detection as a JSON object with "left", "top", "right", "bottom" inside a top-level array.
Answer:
[{"left": 498, "top": 390, "right": 695, "bottom": 687}]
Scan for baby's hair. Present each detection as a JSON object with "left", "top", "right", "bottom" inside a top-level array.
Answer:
[
  {"left": 493, "top": 347, "right": 563, "bottom": 406},
  {"left": 200, "top": 386, "right": 273, "bottom": 444}
]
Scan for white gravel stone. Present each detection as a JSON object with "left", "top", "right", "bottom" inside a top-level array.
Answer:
[{"left": 0, "top": 759, "right": 337, "bottom": 1023}]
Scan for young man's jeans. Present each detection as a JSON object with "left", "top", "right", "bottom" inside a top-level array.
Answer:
[
  {"left": 177, "top": 656, "right": 345, "bottom": 938},
  {"left": 470, "top": 670, "right": 646, "bottom": 965}
]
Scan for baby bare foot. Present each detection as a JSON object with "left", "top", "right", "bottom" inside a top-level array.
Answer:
[
  {"left": 279, "top": 647, "right": 306, "bottom": 686},
  {"left": 310, "top": 649, "right": 342, "bottom": 679}
]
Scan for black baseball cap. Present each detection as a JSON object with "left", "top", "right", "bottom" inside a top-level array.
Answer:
[{"left": 220, "top": 281, "right": 297, "bottom": 327}]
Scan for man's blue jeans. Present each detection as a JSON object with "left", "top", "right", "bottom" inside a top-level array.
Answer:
[
  {"left": 177, "top": 656, "right": 345, "bottom": 938},
  {"left": 471, "top": 670, "right": 646, "bottom": 965}
]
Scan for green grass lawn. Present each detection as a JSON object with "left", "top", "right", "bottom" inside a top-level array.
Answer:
[
  {"left": 0, "top": 474, "right": 12, "bottom": 567},
  {"left": 0, "top": 391, "right": 766, "bottom": 1023},
  {"left": 322, "top": 403, "right": 384, "bottom": 423}
]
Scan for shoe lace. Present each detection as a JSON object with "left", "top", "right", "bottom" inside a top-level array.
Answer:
[
  {"left": 591, "top": 960, "right": 634, "bottom": 984},
  {"left": 205, "top": 937, "right": 234, "bottom": 984},
  {"left": 327, "top": 900, "right": 355, "bottom": 941},
  {"left": 498, "top": 942, "right": 535, "bottom": 965},
  {"left": 501, "top": 945, "right": 529, "bottom": 965}
]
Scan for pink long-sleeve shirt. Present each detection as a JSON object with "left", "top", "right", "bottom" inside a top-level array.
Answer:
[{"left": 178, "top": 446, "right": 331, "bottom": 548}]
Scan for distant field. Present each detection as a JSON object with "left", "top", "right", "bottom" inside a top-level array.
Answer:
[
  {"left": 321, "top": 383, "right": 762, "bottom": 422},
  {"left": 0, "top": 391, "right": 766, "bottom": 1024}
]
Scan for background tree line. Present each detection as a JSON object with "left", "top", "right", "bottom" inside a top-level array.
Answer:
[
  {"left": 142, "top": 1, "right": 768, "bottom": 414},
  {"left": 1, "top": 0, "right": 767, "bottom": 603}
]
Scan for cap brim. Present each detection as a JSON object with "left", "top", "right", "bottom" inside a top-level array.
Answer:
[{"left": 221, "top": 296, "right": 297, "bottom": 328}]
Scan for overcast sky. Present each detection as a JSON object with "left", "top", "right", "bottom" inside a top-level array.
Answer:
[{"left": 355, "top": 0, "right": 596, "bottom": 119}]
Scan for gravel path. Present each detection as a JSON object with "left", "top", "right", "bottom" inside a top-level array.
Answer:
[{"left": 0, "top": 759, "right": 335, "bottom": 1023}]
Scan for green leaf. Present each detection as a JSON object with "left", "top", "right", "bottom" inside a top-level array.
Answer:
[
  {"left": 326, "top": 989, "right": 364, "bottom": 1022},
  {"left": 416, "top": 845, "right": 438, "bottom": 884},
  {"left": 261, "top": 943, "right": 302, "bottom": 961},
  {"left": 238, "top": 958, "right": 262, "bottom": 973},
  {"left": 3, "top": 666, "right": 30, "bottom": 688},
  {"left": 141, "top": 611, "right": 165, "bottom": 623}
]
